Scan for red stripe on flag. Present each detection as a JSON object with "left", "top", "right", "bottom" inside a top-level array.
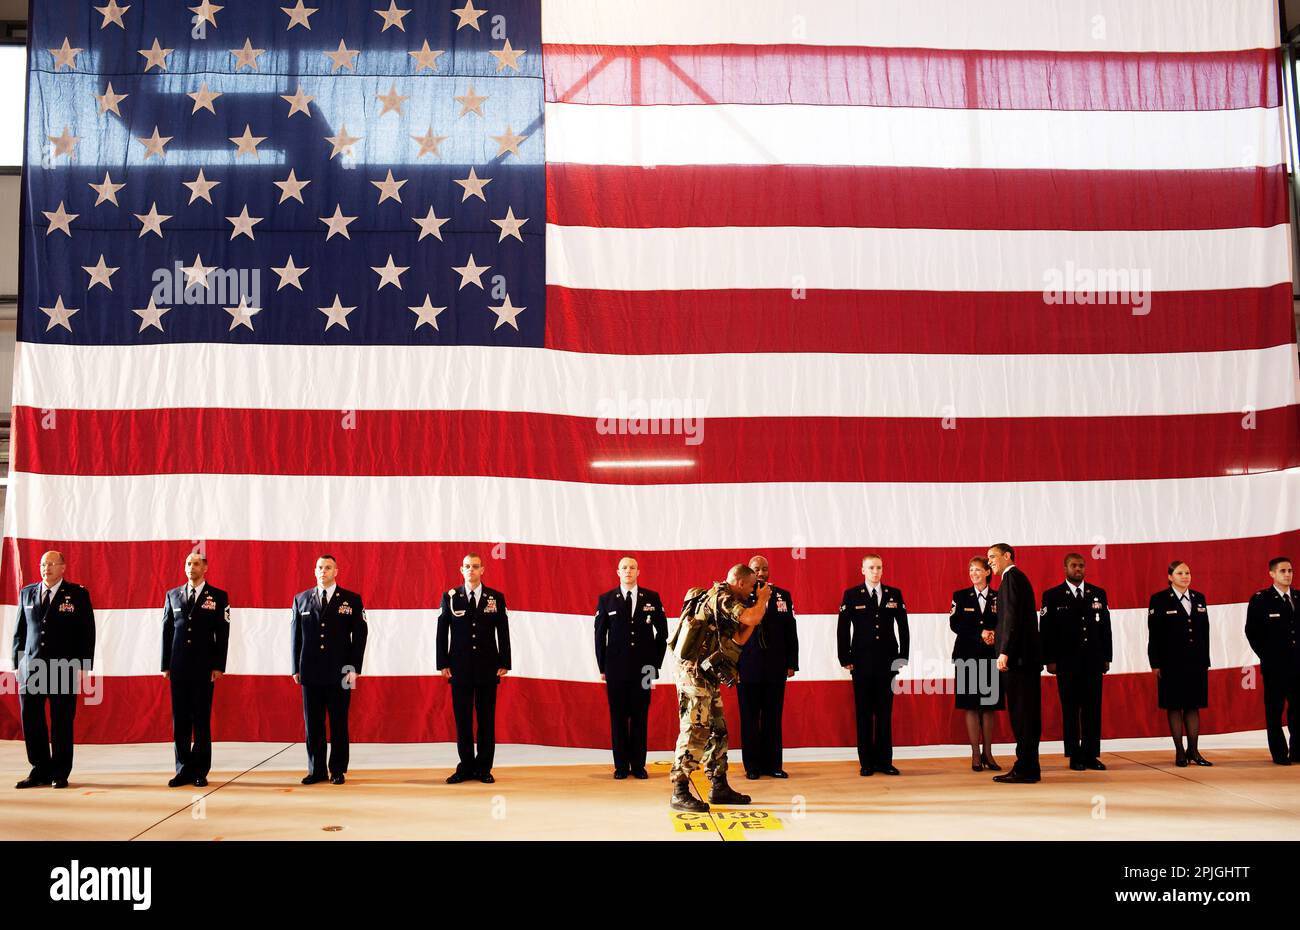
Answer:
[
  {"left": 546, "top": 164, "right": 1289, "bottom": 230},
  {"left": 11, "top": 406, "right": 1300, "bottom": 484},
  {"left": 5, "top": 534, "right": 1296, "bottom": 614},
  {"left": 544, "top": 284, "right": 1295, "bottom": 355},
  {"left": 0, "top": 669, "right": 1265, "bottom": 748},
  {"left": 543, "top": 44, "right": 1280, "bottom": 111}
]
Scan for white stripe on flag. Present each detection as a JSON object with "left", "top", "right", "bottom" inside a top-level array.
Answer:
[
  {"left": 542, "top": 0, "right": 1277, "bottom": 53},
  {"left": 546, "top": 225, "right": 1292, "bottom": 292},
  {"left": 543, "top": 103, "right": 1285, "bottom": 170},
  {"left": 13, "top": 342, "right": 1299, "bottom": 419},
  {"left": 5, "top": 470, "right": 1298, "bottom": 548}
]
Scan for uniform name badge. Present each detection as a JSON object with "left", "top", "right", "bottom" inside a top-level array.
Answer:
[
  {"left": 337, "top": 602, "right": 353, "bottom": 615},
  {"left": 484, "top": 598, "right": 498, "bottom": 614}
]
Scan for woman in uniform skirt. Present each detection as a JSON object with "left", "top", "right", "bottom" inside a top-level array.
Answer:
[
  {"left": 950, "top": 556, "right": 1003, "bottom": 771},
  {"left": 1147, "top": 560, "right": 1213, "bottom": 767}
]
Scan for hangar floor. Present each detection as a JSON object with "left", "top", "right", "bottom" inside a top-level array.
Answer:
[{"left": 2, "top": 733, "right": 1296, "bottom": 841}]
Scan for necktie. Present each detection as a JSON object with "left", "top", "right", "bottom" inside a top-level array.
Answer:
[
  {"left": 1180, "top": 593, "right": 1190, "bottom": 614},
  {"left": 1284, "top": 592, "right": 1293, "bottom": 611},
  {"left": 977, "top": 592, "right": 985, "bottom": 612},
  {"left": 869, "top": 588, "right": 879, "bottom": 608},
  {"left": 42, "top": 587, "right": 52, "bottom": 614},
  {"left": 626, "top": 591, "right": 634, "bottom": 613},
  {"left": 1075, "top": 587, "right": 1082, "bottom": 601},
  {"left": 321, "top": 589, "right": 329, "bottom": 609},
  {"left": 188, "top": 587, "right": 197, "bottom": 611},
  {"left": 470, "top": 589, "right": 476, "bottom": 610}
]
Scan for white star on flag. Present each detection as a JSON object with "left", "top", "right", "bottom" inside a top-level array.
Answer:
[
  {"left": 488, "top": 294, "right": 526, "bottom": 330},
  {"left": 83, "top": 254, "right": 119, "bottom": 291},
  {"left": 408, "top": 295, "right": 446, "bottom": 330},
  {"left": 452, "top": 254, "right": 490, "bottom": 289},
  {"left": 272, "top": 256, "right": 310, "bottom": 291},
  {"left": 40, "top": 296, "right": 78, "bottom": 332},
  {"left": 132, "top": 296, "right": 171, "bottom": 333},
  {"left": 225, "top": 296, "right": 260, "bottom": 331},
  {"left": 318, "top": 294, "right": 357, "bottom": 331},
  {"left": 372, "top": 255, "right": 409, "bottom": 290}
]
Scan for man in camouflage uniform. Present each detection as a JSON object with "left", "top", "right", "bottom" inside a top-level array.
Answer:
[{"left": 668, "top": 563, "right": 771, "bottom": 812}]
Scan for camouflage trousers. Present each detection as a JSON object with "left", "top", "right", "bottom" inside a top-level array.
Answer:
[{"left": 669, "top": 661, "right": 729, "bottom": 784}]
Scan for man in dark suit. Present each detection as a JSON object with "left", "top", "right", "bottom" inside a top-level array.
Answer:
[
  {"left": 1245, "top": 556, "right": 1299, "bottom": 765},
  {"left": 291, "top": 555, "right": 368, "bottom": 785},
  {"left": 838, "top": 553, "right": 909, "bottom": 776},
  {"left": 437, "top": 552, "right": 511, "bottom": 784},
  {"left": 988, "top": 543, "right": 1042, "bottom": 783},
  {"left": 1040, "top": 552, "right": 1112, "bottom": 771},
  {"left": 13, "top": 551, "right": 96, "bottom": 789},
  {"left": 161, "top": 552, "right": 231, "bottom": 787},
  {"left": 738, "top": 555, "right": 799, "bottom": 779},
  {"left": 594, "top": 556, "right": 668, "bottom": 779}
]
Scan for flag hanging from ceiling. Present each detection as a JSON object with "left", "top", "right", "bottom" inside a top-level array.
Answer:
[{"left": 2, "top": 0, "right": 1298, "bottom": 750}]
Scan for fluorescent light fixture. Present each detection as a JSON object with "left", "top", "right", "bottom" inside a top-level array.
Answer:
[{"left": 590, "top": 459, "right": 695, "bottom": 469}]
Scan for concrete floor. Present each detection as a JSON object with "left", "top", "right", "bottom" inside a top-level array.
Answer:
[{"left": 1, "top": 734, "right": 1297, "bottom": 841}]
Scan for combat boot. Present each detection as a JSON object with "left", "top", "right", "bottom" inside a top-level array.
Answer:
[
  {"left": 708, "top": 774, "right": 751, "bottom": 805},
  {"left": 670, "top": 780, "right": 709, "bottom": 812}
]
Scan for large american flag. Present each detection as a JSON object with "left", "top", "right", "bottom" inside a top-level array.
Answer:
[{"left": 2, "top": 0, "right": 1297, "bottom": 749}]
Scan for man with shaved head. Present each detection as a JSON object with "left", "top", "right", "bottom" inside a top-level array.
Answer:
[
  {"left": 737, "top": 556, "right": 799, "bottom": 779},
  {"left": 594, "top": 557, "right": 668, "bottom": 779},
  {"left": 667, "top": 562, "right": 769, "bottom": 812},
  {"left": 291, "top": 555, "right": 368, "bottom": 786},
  {"left": 161, "top": 551, "right": 231, "bottom": 787},
  {"left": 838, "top": 554, "right": 910, "bottom": 776},
  {"left": 12, "top": 551, "right": 96, "bottom": 789}
]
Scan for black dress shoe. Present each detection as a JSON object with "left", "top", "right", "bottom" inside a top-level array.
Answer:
[
  {"left": 1175, "top": 755, "right": 1189, "bottom": 767},
  {"left": 972, "top": 761, "right": 984, "bottom": 772},
  {"left": 613, "top": 770, "right": 629, "bottom": 780},
  {"left": 632, "top": 768, "right": 649, "bottom": 779},
  {"left": 301, "top": 774, "right": 328, "bottom": 785},
  {"left": 1069, "top": 760, "right": 1086, "bottom": 771},
  {"left": 1272, "top": 757, "right": 1292, "bottom": 766},
  {"left": 1084, "top": 759, "right": 1107, "bottom": 771},
  {"left": 876, "top": 765, "right": 900, "bottom": 776},
  {"left": 168, "top": 774, "right": 190, "bottom": 788},
  {"left": 859, "top": 767, "right": 873, "bottom": 776},
  {"left": 15, "top": 777, "right": 50, "bottom": 789},
  {"left": 1188, "top": 754, "right": 1213, "bottom": 767},
  {"left": 52, "top": 778, "right": 69, "bottom": 789},
  {"left": 193, "top": 777, "right": 209, "bottom": 787},
  {"left": 981, "top": 755, "right": 1002, "bottom": 772},
  {"left": 479, "top": 773, "right": 495, "bottom": 784},
  {"left": 445, "top": 771, "right": 469, "bottom": 784},
  {"left": 992, "top": 771, "right": 1040, "bottom": 783},
  {"left": 767, "top": 770, "right": 789, "bottom": 779},
  {"left": 330, "top": 774, "right": 345, "bottom": 785},
  {"left": 743, "top": 770, "right": 760, "bottom": 780}
]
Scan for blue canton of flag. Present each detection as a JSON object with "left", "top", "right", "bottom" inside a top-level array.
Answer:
[{"left": 21, "top": 0, "right": 544, "bottom": 347}]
